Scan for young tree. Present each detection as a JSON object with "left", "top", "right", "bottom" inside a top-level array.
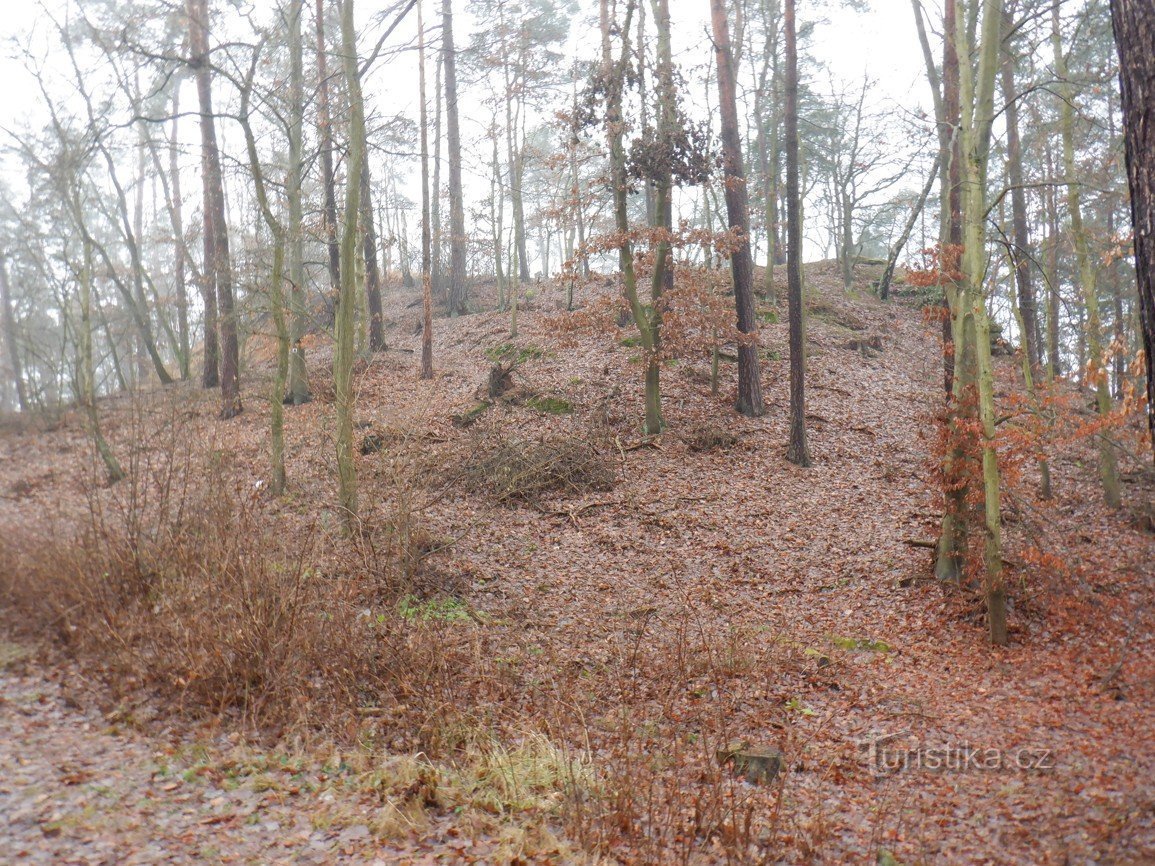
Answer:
[
  {"left": 784, "top": 0, "right": 809, "bottom": 465},
  {"left": 1110, "top": 0, "right": 1155, "bottom": 462},
  {"left": 238, "top": 43, "right": 291, "bottom": 495},
  {"left": 77, "top": 235, "right": 124, "bottom": 483},
  {"left": 711, "top": 0, "right": 765, "bottom": 419}
]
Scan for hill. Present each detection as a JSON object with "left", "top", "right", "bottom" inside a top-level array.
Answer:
[{"left": 1, "top": 263, "right": 1153, "bottom": 864}]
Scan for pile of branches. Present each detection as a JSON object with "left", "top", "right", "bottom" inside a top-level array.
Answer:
[{"left": 466, "top": 435, "right": 616, "bottom": 505}]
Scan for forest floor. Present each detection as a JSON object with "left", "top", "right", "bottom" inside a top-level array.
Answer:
[{"left": 1, "top": 262, "right": 1153, "bottom": 864}]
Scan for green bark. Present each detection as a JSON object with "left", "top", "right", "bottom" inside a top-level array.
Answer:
[
  {"left": 336, "top": 0, "right": 365, "bottom": 529},
  {"left": 956, "top": 0, "right": 1007, "bottom": 645}
]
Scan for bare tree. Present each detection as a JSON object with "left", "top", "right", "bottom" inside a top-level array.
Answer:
[
  {"left": 711, "top": 0, "right": 765, "bottom": 420},
  {"left": 188, "top": 0, "right": 241, "bottom": 417},
  {"left": 784, "top": 0, "right": 809, "bottom": 466}
]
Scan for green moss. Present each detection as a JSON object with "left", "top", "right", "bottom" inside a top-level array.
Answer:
[
  {"left": 485, "top": 343, "right": 546, "bottom": 364},
  {"left": 526, "top": 395, "right": 574, "bottom": 415}
]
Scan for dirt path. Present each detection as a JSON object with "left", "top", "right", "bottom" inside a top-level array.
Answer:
[{"left": 0, "top": 655, "right": 484, "bottom": 865}]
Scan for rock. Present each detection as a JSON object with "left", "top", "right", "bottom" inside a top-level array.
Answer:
[
  {"left": 843, "top": 335, "right": 884, "bottom": 353},
  {"left": 716, "top": 740, "right": 783, "bottom": 785}
]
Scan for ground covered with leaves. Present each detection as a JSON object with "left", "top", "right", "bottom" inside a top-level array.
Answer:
[{"left": 1, "top": 263, "right": 1153, "bottom": 864}]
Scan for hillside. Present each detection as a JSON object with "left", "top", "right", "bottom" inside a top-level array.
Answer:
[{"left": 1, "top": 264, "right": 1153, "bottom": 865}]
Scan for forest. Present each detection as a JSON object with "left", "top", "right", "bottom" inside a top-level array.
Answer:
[{"left": 0, "top": 0, "right": 1152, "bottom": 862}]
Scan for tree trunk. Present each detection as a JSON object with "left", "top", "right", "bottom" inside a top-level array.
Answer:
[
  {"left": 335, "top": 0, "right": 365, "bottom": 529},
  {"left": 189, "top": 0, "right": 241, "bottom": 417},
  {"left": 287, "top": 0, "right": 312, "bottom": 404},
  {"left": 1110, "top": 0, "right": 1155, "bottom": 463},
  {"left": 783, "top": 0, "right": 808, "bottom": 464},
  {"left": 418, "top": 0, "right": 434, "bottom": 380},
  {"left": 360, "top": 158, "right": 387, "bottom": 351},
  {"left": 711, "top": 0, "right": 765, "bottom": 420},
  {"left": 443, "top": 0, "right": 468, "bottom": 316},
  {"left": 1055, "top": 7, "right": 1122, "bottom": 508},
  {"left": 316, "top": 0, "right": 341, "bottom": 325},
  {"left": 600, "top": 0, "right": 656, "bottom": 434},
  {"left": 0, "top": 255, "right": 27, "bottom": 412},
  {"left": 240, "top": 54, "right": 291, "bottom": 495},
  {"left": 167, "top": 86, "right": 191, "bottom": 380},
  {"left": 957, "top": 0, "right": 1007, "bottom": 645},
  {"left": 79, "top": 239, "right": 124, "bottom": 483},
  {"left": 879, "top": 156, "right": 939, "bottom": 301},
  {"left": 1000, "top": 4, "right": 1041, "bottom": 373}
]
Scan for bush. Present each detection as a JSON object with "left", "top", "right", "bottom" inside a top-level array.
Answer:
[{"left": 0, "top": 434, "right": 475, "bottom": 737}]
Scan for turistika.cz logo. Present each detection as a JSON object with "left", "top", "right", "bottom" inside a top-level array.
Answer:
[{"left": 860, "top": 731, "right": 1056, "bottom": 775}]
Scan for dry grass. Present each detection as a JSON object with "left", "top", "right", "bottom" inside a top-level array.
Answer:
[{"left": 0, "top": 426, "right": 478, "bottom": 738}]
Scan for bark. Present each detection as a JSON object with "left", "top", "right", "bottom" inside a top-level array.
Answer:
[
  {"left": 0, "top": 255, "right": 27, "bottom": 412},
  {"left": 167, "top": 87, "right": 191, "bottom": 380},
  {"left": 1001, "top": 5, "right": 1041, "bottom": 373},
  {"left": 188, "top": 0, "right": 241, "bottom": 417},
  {"left": 336, "top": 0, "right": 365, "bottom": 529},
  {"left": 418, "top": 0, "right": 434, "bottom": 380},
  {"left": 360, "top": 159, "right": 387, "bottom": 351},
  {"left": 711, "top": 0, "right": 765, "bottom": 419},
  {"left": 956, "top": 0, "right": 1007, "bottom": 645},
  {"left": 287, "top": 0, "right": 312, "bottom": 404},
  {"left": 1054, "top": 7, "right": 1121, "bottom": 508},
  {"left": 443, "top": 0, "right": 468, "bottom": 316},
  {"left": 1110, "top": 0, "right": 1155, "bottom": 462},
  {"left": 784, "top": 0, "right": 808, "bottom": 464},
  {"left": 316, "top": 0, "right": 342, "bottom": 324}
]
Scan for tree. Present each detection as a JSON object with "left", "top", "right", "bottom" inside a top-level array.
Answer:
[
  {"left": 1110, "top": 0, "right": 1155, "bottom": 463},
  {"left": 784, "top": 0, "right": 808, "bottom": 466},
  {"left": 1000, "top": 1, "right": 1041, "bottom": 372},
  {"left": 711, "top": 0, "right": 765, "bottom": 420},
  {"left": 0, "top": 253, "right": 28, "bottom": 413},
  {"left": 335, "top": 0, "right": 365, "bottom": 530},
  {"left": 286, "top": 0, "right": 312, "bottom": 404},
  {"left": 443, "top": 0, "right": 468, "bottom": 316},
  {"left": 955, "top": 0, "right": 1007, "bottom": 644},
  {"left": 1053, "top": 3, "right": 1121, "bottom": 508},
  {"left": 418, "top": 0, "right": 434, "bottom": 380},
  {"left": 188, "top": 0, "right": 241, "bottom": 418},
  {"left": 315, "top": 0, "right": 342, "bottom": 325},
  {"left": 238, "top": 39, "right": 291, "bottom": 495}
]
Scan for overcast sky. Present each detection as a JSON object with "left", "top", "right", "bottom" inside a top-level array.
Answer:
[{"left": 0, "top": 0, "right": 937, "bottom": 264}]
